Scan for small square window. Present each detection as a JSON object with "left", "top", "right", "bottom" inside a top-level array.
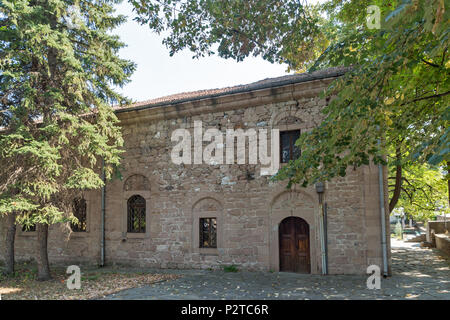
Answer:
[
  {"left": 199, "top": 218, "right": 217, "bottom": 248},
  {"left": 280, "top": 130, "right": 301, "bottom": 163}
]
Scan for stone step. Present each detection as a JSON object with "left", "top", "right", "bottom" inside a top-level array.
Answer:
[{"left": 405, "top": 233, "right": 426, "bottom": 243}]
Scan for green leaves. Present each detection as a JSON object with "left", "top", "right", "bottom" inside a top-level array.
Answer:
[
  {"left": 65, "top": 167, "right": 104, "bottom": 190},
  {"left": 389, "top": 160, "right": 449, "bottom": 220},
  {"left": 271, "top": 0, "right": 449, "bottom": 189},
  {"left": 131, "top": 0, "right": 321, "bottom": 70}
]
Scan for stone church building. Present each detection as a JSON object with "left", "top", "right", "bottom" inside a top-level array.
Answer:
[{"left": 0, "top": 67, "right": 391, "bottom": 275}]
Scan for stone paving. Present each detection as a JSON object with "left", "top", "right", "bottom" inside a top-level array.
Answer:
[{"left": 102, "top": 239, "right": 450, "bottom": 300}]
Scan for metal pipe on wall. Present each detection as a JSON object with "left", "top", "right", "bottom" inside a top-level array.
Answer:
[
  {"left": 319, "top": 204, "right": 327, "bottom": 275},
  {"left": 315, "top": 182, "right": 328, "bottom": 275},
  {"left": 378, "top": 163, "right": 388, "bottom": 277},
  {"left": 324, "top": 202, "right": 328, "bottom": 274},
  {"left": 376, "top": 126, "right": 388, "bottom": 277},
  {"left": 100, "top": 158, "right": 106, "bottom": 267}
]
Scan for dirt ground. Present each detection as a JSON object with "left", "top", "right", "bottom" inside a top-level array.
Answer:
[{"left": 0, "top": 263, "right": 179, "bottom": 300}]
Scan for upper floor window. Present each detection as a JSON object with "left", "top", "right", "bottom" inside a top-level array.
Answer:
[
  {"left": 199, "top": 217, "right": 217, "bottom": 248},
  {"left": 71, "top": 198, "right": 87, "bottom": 232},
  {"left": 127, "top": 195, "right": 146, "bottom": 233},
  {"left": 280, "top": 130, "right": 301, "bottom": 163}
]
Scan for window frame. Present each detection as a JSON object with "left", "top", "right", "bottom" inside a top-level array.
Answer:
[
  {"left": 127, "top": 194, "right": 147, "bottom": 234},
  {"left": 19, "top": 212, "right": 37, "bottom": 237},
  {"left": 199, "top": 217, "right": 217, "bottom": 249},
  {"left": 191, "top": 196, "right": 223, "bottom": 255},
  {"left": 279, "top": 129, "right": 301, "bottom": 163},
  {"left": 22, "top": 224, "right": 36, "bottom": 232},
  {"left": 19, "top": 223, "right": 36, "bottom": 237},
  {"left": 122, "top": 189, "right": 151, "bottom": 240}
]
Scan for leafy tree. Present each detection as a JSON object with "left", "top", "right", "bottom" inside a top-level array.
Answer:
[
  {"left": 130, "top": 0, "right": 322, "bottom": 69},
  {"left": 389, "top": 161, "right": 449, "bottom": 221},
  {"left": 274, "top": 0, "right": 449, "bottom": 190},
  {"left": 131, "top": 0, "right": 449, "bottom": 211},
  {"left": 0, "top": 0, "right": 135, "bottom": 279}
]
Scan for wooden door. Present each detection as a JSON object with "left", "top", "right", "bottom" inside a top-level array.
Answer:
[{"left": 279, "top": 216, "right": 310, "bottom": 273}]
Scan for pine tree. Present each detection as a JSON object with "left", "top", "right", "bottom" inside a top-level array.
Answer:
[{"left": 0, "top": 0, "right": 135, "bottom": 280}]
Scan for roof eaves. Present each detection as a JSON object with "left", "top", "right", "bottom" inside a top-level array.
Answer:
[{"left": 114, "top": 67, "right": 348, "bottom": 114}]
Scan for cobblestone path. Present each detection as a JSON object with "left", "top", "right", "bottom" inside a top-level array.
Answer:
[{"left": 103, "top": 239, "right": 450, "bottom": 300}]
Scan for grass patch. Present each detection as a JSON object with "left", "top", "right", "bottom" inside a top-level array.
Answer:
[{"left": 223, "top": 265, "right": 239, "bottom": 273}]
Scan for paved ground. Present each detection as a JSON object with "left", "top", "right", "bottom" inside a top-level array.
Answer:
[{"left": 102, "top": 239, "right": 450, "bottom": 300}]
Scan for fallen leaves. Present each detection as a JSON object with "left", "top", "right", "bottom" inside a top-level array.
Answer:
[{"left": 0, "top": 266, "right": 179, "bottom": 300}]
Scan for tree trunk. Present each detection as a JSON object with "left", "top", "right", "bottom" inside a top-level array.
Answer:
[
  {"left": 3, "top": 212, "right": 16, "bottom": 275},
  {"left": 36, "top": 223, "right": 52, "bottom": 281},
  {"left": 389, "top": 148, "right": 402, "bottom": 213}
]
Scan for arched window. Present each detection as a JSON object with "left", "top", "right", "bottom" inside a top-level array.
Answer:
[
  {"left": 71, "top": 198, "right": 87, "bottom": 232},
  {"left": 127, "top": 195, "right": 146, "bottom": 233}
]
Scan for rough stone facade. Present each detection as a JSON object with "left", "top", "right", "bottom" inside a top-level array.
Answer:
[{"left": 0, "top": 68, "right": 391, "bottom": 275}]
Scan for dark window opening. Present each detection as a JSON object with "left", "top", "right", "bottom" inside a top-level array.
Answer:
[
  {"left": 199, "top": 217, "right": 217, "bottom": 248},
  {"left": 22, "top": 224, "right": 36, "bottom": 232},
  {"left": 127, "top": 195, "right": 146, "bottom": 233},
  {"left": 71, "top": 198, "right": 87, "bottom": 232},
  {"left": 280, "top": 130, "right": 301, "bottom": 163}
]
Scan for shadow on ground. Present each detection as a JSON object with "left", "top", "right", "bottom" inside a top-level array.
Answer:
[{"left": 101, "top": 240, "right": 450, "bottom": 300}]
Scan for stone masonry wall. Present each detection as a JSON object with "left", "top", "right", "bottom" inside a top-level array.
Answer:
[{"left": 0, "top": 78, "right": 390, "bottom": 275}]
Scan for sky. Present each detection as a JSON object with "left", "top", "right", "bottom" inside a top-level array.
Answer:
[{"left": 113, "top": 2, "right": 291, "bottom": 103}]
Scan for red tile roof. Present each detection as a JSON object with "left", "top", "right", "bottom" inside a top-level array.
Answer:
[{"left": 114, "top": 66, "right": 348, "bottom": 113}]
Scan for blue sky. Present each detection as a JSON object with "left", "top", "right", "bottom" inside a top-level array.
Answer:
[{"left": 113, "top": 2, "right": 291, "bottom": 103}]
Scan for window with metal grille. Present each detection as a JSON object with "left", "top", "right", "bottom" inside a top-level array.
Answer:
[
  {"left": 127, "top": 195, "right": 146, "bottom": 233},
  {"left": 199, "top": 217, "right": 217, "bottom": 248},
  {"left": 280, "top": 130, "right": 301, "bottom": 163},
  {"left": 71, "top": 198, "right": 87, "bottom": 232}
]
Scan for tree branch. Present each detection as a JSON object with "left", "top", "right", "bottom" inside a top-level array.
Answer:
[
  {"left": 421, "top": 59, "right": 440, "bottom": 68},
  {"left": 402, "top": 90, "right": 450, "bottom": 105},
  {"left": 389, "top": 147, "right": 402, "bottom": 213}
]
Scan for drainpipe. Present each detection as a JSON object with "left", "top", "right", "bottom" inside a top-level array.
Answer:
[
  {"left": 315, "top": 182, "right": 328, "bottom": 275},
  {"left": 324, "top": 202, "right": 328, "bottom": 273},
  {"left": 100, "top": 158, "right": 106, "bottom": 267},
  {"left": 378, "top": 160, "right": 389, "bottom": 277}
]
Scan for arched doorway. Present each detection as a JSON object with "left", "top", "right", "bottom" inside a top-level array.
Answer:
[{"left": 279, "top": 216, "right": 311, "bottom": 273}]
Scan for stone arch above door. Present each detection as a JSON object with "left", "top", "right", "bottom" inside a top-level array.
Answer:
[
  {"left": 269, "top": 190, "right": 319, "bottom": 274},
  {"left": 271, "top": 190, "right": 315, "bottom": 220}
]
